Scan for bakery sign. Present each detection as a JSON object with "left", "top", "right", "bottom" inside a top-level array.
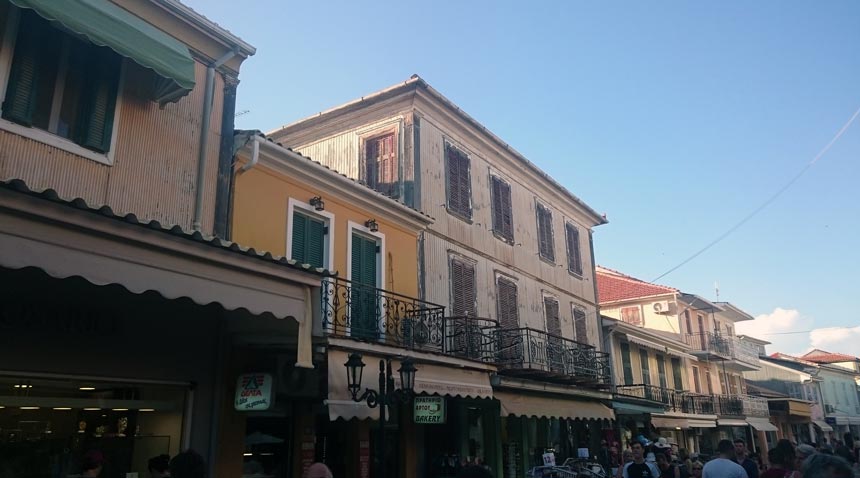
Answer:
[
  {"left": 234, "top": 373, "right": 274, "bottom": 411},
  {"left": 413, "top": 396, "right": 446, "bottom": 424}
]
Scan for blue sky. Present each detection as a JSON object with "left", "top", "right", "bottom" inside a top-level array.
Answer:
[{"left": 186, "top": 0, "right": 860, "bottom": 355}]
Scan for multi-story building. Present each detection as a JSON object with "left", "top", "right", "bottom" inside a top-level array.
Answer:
[
  {"left": 797, "top": 351, "right": 860, "bottom": 438},
  {"left": 0, "top": 2, "right": 326, "bottom": 477},
  {"left": 267, "top": 76, "right": 614, "bottom": 476},
  {"left": 597, "top": 267, "right": 772, "bottom": 453}
]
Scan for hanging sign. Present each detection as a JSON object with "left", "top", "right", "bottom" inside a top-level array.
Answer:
[
  {"left": 413, "top": 396, "right": 446, "bottom": 424},
  {"left": 234, "top": 373, "right": 274, "bottom": 411}
]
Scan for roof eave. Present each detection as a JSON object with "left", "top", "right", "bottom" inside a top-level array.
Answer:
[{"left": 154, "top": 0, "right": 256, "bottom": 57}]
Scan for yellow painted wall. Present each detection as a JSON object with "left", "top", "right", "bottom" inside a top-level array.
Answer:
[{"left": 231, "top": 163, "right": 421, "bottom": 298}]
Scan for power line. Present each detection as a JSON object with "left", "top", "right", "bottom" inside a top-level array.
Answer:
[
  {"left": 652, "top": 104, "right": 860, "bottom": 282},
  {"left": 755, "top": 325, "right": 859, "bottom": 336}
]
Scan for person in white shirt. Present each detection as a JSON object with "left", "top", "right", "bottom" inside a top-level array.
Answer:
[{"left": 703, "top": 440, "right": 749, "bottom": 478}]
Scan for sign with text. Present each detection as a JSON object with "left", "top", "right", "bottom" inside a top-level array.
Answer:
[
  {"left": 234, "top": 373, "right": 273, "bottom": 411},
  {"left": 413, "top": 396, "right": 446, "bottom": 424}
]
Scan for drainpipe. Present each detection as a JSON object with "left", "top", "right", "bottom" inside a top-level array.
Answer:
[{"left": 193, "top": 47, "right": 239, "bottom": 232}]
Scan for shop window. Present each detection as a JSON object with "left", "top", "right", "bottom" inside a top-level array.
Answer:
[
  {"left": 1, "top": 10, "right": 120, "bottom": 153},
  {"left": 0, "top": 375, "right": 186, "bottom": 477}
]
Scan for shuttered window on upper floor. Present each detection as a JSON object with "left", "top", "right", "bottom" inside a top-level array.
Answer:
[
  {"left": 671, "top": 358, "right": 683, "bottom": 390},
  {"left": 621, "top": 306, "right": 642, "bottom": 326},
  {"left": 565, "top": 222, "right": 583, "bottom": 276},
  {"left": 291, "top": 211, "right": 326, "bottom": 269},
  {"left": 536, "top": 202, "right": 554, "bottom": 262},
  {"left": 573, "top": 307, "right": 588, "bottom": 345},
  {"left": 620, "top": 342, "right": 634, "bottom": 385},
  {"left": 544, "top": 296, "right": 561, "bottom": 337},
  {"left": 640, "top": 349, "right": 651, "bottom": 385},
  {"left": 450, "top": 257, "right": 476, "bottom": 317},
  {"left": 364, "top": 132, "right": 399, "bottom": 198},
  {"left": 2, "top": 10, "right": 120, "bottom": 153},
  {"left": 496, "top": 277, "right": 519, "bottom": 329},
  {"left": 444, "top": 142, "right": 472, "bottom": 220},
  {"left": 490, "top": 176, "right": 513, "bottom": 243}
]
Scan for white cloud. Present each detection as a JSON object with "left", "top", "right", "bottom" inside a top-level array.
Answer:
[
  {"left": 810, "top": 326, "right": 860, "bottom": 358},
  {"left": 736, "top": 307, "right": 814, "bottom": 356}
]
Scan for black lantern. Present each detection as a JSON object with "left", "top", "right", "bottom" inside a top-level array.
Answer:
[
  {"left": 344, "top": 353, "right": 365, "bottom": 400},
  {"left": 365, "top": 219, "right": 379, "bottom": 232},
  {"left": 398, "top": 357, "right": 417, "bottom": 394},
  {"left": 309, "top": 196, "right": 325, "bottom": 211}
]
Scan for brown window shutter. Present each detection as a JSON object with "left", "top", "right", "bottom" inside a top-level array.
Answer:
[
  {"left": 573, "top": 308, "right": 588, "bottom": 344},
  {"left": 544, "top": 297, "right": 561, "bottom": 337},
  {"left": 566, "top": 223, "right": 583, "bottom": 275},
  {"left": 491, "top": 177, "right": 514, "bottom": 241},
  {"left": 446, "top": 146, "right": 461, "bottom": 213},
  {"left": 365, "top": 133, "right": 398, "bottom": 198},
  {"left": 537, "top": 204, "right": 554, "bottom": 261},
  {"left": 451, "top": 258, "right": 476, "bottom": 317},
  {"left": 496, "top": 278, "right": 519, "bottom": 329}
]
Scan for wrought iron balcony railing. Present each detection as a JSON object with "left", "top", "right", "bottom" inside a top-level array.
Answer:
[
  {"left": 495, "top": 327, "right": 610, "bottom": 385},
  {"left": 730, "top": 337, "right": 761, "bottom": 367},
  {"left": 320, "top": 278, "right": 497, "bottom": 360},
  {"left": 715, "top": 394, "right": 745, "bottom": 416},
  {"left": 615, "top": 384, "right": 672, "bottom": 405},
  {"left": 667, "top": 390, "right": 716, "bottom": 415},
  {"left": 741, "top": 394, "right": 769, "bottom": 417},
  {"left": 685, "top": 332, "right": 731, "bottom": 357}
]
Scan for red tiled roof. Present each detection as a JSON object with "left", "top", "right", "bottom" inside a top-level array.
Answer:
[
  {"left": 596, "top": 266, "right": 677, "bottom": 304},
  {"left": 801, "top": 349, "right": 859, "bottom": 363}
]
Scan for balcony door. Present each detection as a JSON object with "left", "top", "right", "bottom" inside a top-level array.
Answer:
[{"left": 351, "top": 233, "right": 379, "bottom": 340}]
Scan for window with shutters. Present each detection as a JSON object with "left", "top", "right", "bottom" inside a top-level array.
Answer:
[
  {"left": 620, "top": 342, "right": 634, "bottom": 385},
  {"left": 363, "top": 132, "right": 399, "bottom": 198},
  {"left": 565, "top": 222, "right": 583, "bottom": 276},
  {"left": 692, "top": 366, "right": 701, "bottom": 393},
  {"left": 290, "top": 211, "right": 327, "bottom": 269},
  {"left": 0, "top": 10, "right": 121, "bottom": 155},
  {"left": 496, "top": 277, "right": 519, "bottom": 329},
  {"left": 639, "top": 349, "right": 651, "bottom": 385},
  {"left": 490, "top": 175, "right": 513, "bottom": 243},
  {"left": 444, "top": 142, "right": 472, "bottom": 220},
  {"left": 684, "top": 310, "right": 692, "bottom": 335},
  {"left": 671, "top": 358, "right": 683, "bottom": 390},
  {"left": 535, "top": 201, "right": 555, "bottom": 262},
  {"left": 572, "top": 306, "right": 588, "bottom": 345},
  {"left": 706, "top": 368, "right": 714, "bottom": 394},
  {"left": 620, "top": 306, "right": 642, "bottom": 326},
  {"left": 544, "top": 297, "right": 561, "bottom": 337},
  {"left": 450, "top": 256, "right": 476, "bottom": 317}
]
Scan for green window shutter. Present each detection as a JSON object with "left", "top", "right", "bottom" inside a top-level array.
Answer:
[
  {"left": 657, "top": 354, "right": 667, "bottom": 389},
  {"left": 2, "top": 12, "right": 43, "bottom": 126},
  {"left": 361, "top": 236, "right": 376, "bottom": 287},
  {"left": 620, "top": 343, "right": 634, "bottom": 385},
  {"left": 77, "top": 48, "right": 120, "bottom": 153},
  {"left": 640, "top": 349, "right": 651, "bottom": 385},
  {"left": 306, "top": 217, "right": 325, "bottom": 269},
  {"left": 291, "top": 213, "right": 308, "bottom": 264}
]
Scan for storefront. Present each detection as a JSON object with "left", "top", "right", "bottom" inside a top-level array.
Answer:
[
  {"left": 651, "top": 415, "right": 717, "bottom": 454},
  {"left": 495, "top": 390, "right": 615, "bottom": 477}
]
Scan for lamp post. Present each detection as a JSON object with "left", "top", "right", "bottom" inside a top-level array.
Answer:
[{"left": 345, "top": 353, "right": 417, "bottom": 478}]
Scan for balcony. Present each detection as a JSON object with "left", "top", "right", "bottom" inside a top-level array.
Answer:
[
  {"left": 685, "top": 332, "right": 731, "bottom": 360},
  {"left": 715, "top": 394, "right": 769, "bottom": 417},
  {"left": 495, "top": 327, "right": 611, "bottom": 387},
  {"left": 728, "top": 337, "right": 761, "bottom": 370},
  {"left": 615, "top": 384, "right": 672, "bottom": 405},
  {"left": 667, "top": 391, "right": 717, "bottom": 415},
  {"left": 321, "top": 277, "right": 497, "bottom": 361}
]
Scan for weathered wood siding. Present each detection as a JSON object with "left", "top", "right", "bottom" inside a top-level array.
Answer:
[{"left": 0, "top": 60, "right": 224, "bottom": 234}]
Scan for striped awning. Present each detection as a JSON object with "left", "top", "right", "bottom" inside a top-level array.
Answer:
[{"left": 497, "top": 391, "right": 614, "bottom": 421}]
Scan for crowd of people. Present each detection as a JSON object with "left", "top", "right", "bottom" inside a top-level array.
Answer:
[{"left": 610, "top": 433, "right": 860, "bottom": 478}]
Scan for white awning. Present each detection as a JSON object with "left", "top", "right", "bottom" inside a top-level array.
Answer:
[
  {"left": 850, "top": 417, "right": 860, "bottom": 426},
  {"left": 832, "top": 416, "right": 850, "bottom": 426},
  {"left": 652, "top": 417, "right": 688, "bottom": 429},
  {"left": 747, "top": 418, "right": 778, "bottom": 432},
  {"left": 326, "top": 349, "right": 493, "bottom": 421},
  {"left": 718, "top": 419, "right": 748, "bottom": 427},
  {"left": 688, "top": 419, "right": 717, "bottom": 428},
  {"left": 496, "top": 391, "right": 614, "bottom": 421},
  {"left": 813, "top": 420, "right": 834, "bottom": 432},
  {"left": 626, "top": 335, "right": 666, "bottom": 351}
]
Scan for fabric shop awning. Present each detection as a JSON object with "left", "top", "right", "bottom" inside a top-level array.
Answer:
[
  {"left": 787, "top": 401, "right": 812, "bottom": 417},
  {"left": 612, "top": 401, "right": 665, "bottom": 415},
  {"left": 747, "top": 418, "right": 778, "bottom": 432},
  {"left": 9, "top": 0, "right": 195, "bottom": 103},
  {"left": 718, "top": 419, "right": 748, "bottom": 427},
  {"left": 688, "top": 419, "right": 717, "bottom": 428},
  {"left": 496, "top": 391, "right": 614, "bottom": 421},
  {"left": 651, "top": 417, "right": 688, "bottom": 429},
  {"left": 813, "top": 420, "right": 833, "bottom": 432},
  {"left": 326, "top": 350, "right": 493, "bottom": 421}
]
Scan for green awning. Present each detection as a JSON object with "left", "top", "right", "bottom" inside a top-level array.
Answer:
[
  {"left": 9, "top": 0, "right": 195, "bottom": 103},
  {"left": 612, "top": 401, "right": 664, "bottom": 415}
]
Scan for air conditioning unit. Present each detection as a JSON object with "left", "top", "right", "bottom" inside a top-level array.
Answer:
[{"left": 652, "top": 301, "right": 672, "bottom": 315}]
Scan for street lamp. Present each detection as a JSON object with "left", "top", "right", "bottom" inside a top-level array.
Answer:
[{"left": 344, "top": 353, "right": 417, "bottom": 478}]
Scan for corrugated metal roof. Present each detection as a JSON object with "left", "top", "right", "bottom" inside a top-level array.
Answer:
[{"left": 0, "top": 178, "right": 332, "bottom": 276}]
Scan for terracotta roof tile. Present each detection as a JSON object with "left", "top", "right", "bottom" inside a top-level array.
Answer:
[
  {"left": 596, "top": 266, "right": 677, "bottom": 304},
  {"left": 801, "top": 349, "right": 859, "bottom": 363}
]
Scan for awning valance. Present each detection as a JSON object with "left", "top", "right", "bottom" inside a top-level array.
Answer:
[
  {"left": 833, "top": 416, "right": 850, "bottom": 426},
  {"left": 747, "top": 418, "right": 778, "bottom": 432},
  {"left": 612, "top": 401, "right": 665, "bottom": 415},
  {"left": 718, "top": 419, "right": 748, "bottom": 427},
  {"left": 688, "top": 419, "right": 717, "bottom": 428},
  {"left": 787, "top": 401, "right": 812, "bottom": 418},
  {"left": 850, "top": 417, "right": 860, "bottom": 426},
  {"left": 326, "top": 350, "right": 493, "bottom": 421},
  {"left": 813, "top": 420, "right": 833, "bottom": 432},
  {"left": 626, "top": 335, "right": 666, "bottom": 351},
  {"left": 496, "top": 391, "right": 614, "bottom": 421},
  {"left": 9, "top": 0, "right": 196, "bottom": 103},
  {"left": 652, "top": 417, "right": 688, "bottom": 429}
]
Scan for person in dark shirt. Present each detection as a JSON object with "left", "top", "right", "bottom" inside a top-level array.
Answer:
[
  {"left": 622, "top": 441, "right": 661, "bottom": 478},
  {"left": 735, "top": 438, "right": 760, "bottom": 478}
]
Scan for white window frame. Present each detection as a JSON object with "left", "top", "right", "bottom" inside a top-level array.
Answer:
[
  {"left": 346, "top": 220, "right": 386, "bottom": 339},
  {"left": 0, "top": 6, "right": 123, "bottom": 166},
  {"left": 286, "top": 198, "right": 335, "bottom": 271}
]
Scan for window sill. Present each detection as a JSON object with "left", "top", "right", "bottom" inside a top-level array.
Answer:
[
  {"left": 445, "top": 206, "right": 473, "bottom": 224},
  {"left": 568, "top": 270, "right": 584, "bottom": 280},
  {"left": 538, "top": 254, "right": 556, "bottom": 266},
  {"left": 492, "top": 231, "right": 514, "bottom": 245},
  {"left": 0, "top": 119, "right": 113, "bottom": 166}
]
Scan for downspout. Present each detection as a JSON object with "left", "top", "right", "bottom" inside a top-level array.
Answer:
[
  {"left": 589, "top": 230, "right": 604, "bottom": 350},
  {"left": 213, "top": 75, "right": 239, "bottom": 239},
  {"left": 193, "top": 47, "right": 239, "bottom": 232}
]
